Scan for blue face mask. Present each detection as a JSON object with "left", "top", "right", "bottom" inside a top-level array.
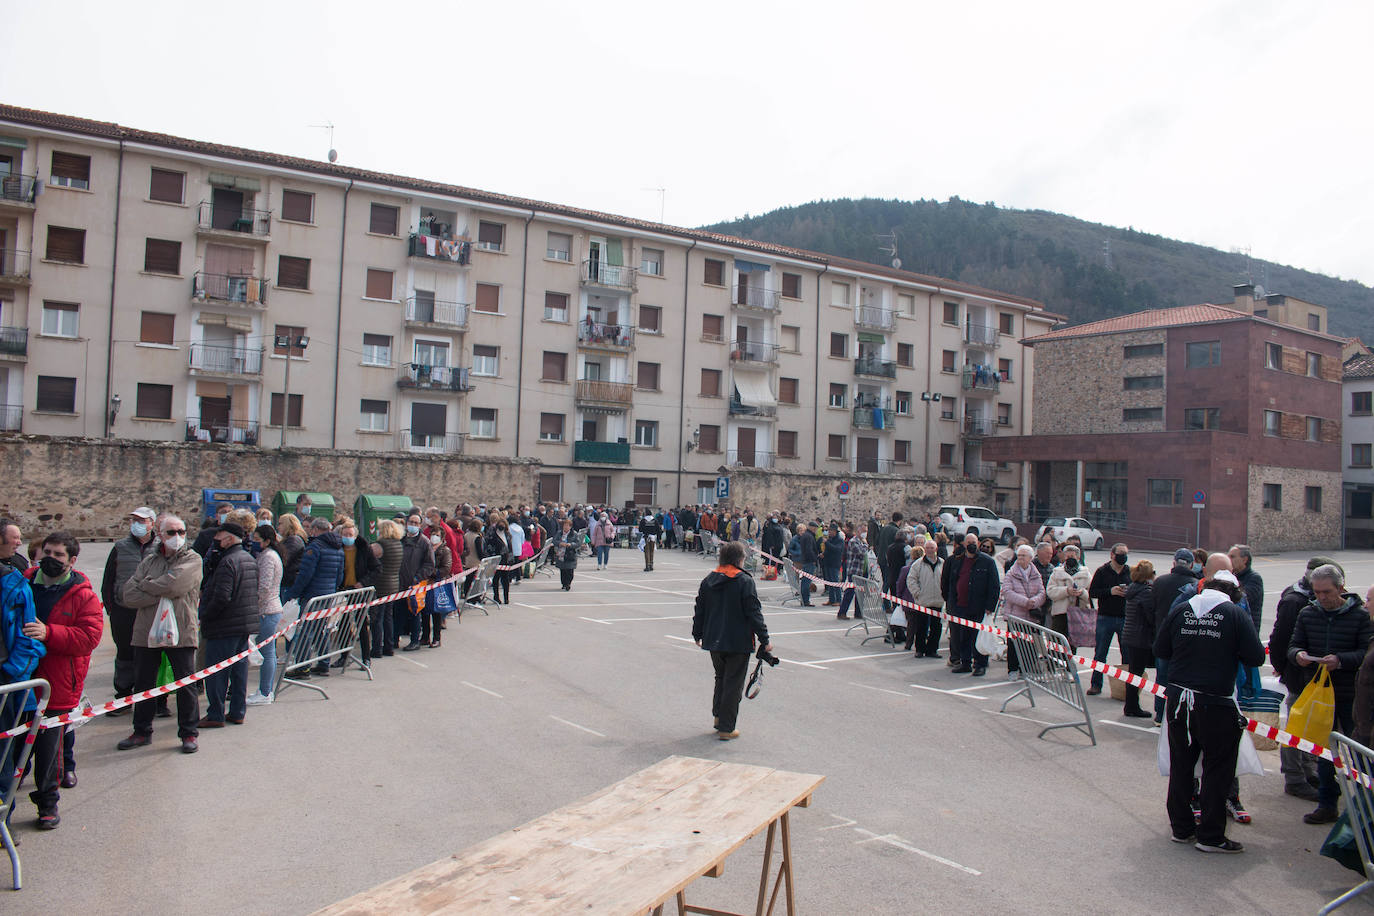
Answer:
[
  {"left": 130, "top": 521, "right": 148, "bottom": 539},
  {"left": 406, "top": 525, "right": 420, "bottom": 537},
  {"left": 1191, "top": 562, "right": 1202, "bottom": 574},
  {"left": 342, "top": 536, "right": 356, "bottom": 546}
]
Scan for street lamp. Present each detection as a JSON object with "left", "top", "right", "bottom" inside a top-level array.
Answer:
[
  {"left": 276, "top": 334, "right": 309, "bottom": 449},
  {"left": 108, "top": 394, "right": 121, "bottom": 431}
]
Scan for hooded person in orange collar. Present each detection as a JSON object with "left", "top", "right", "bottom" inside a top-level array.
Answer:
[{"left": 692, "top": 541, "right": 772, "bottom": 741}]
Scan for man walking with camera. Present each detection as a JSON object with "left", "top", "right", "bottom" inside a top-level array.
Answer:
[{"left": 693, "top": 541, "right": 772, "bottom": 741}]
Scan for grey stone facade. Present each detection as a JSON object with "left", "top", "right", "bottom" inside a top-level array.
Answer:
[
  {"left": 1031, "top": 330, "right": 1167, "bottom": 435},
  {"left": 1246, "top": 464, "right": 1341, "bottom": 552}
]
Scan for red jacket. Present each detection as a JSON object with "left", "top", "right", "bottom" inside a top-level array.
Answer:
[
  {"left": 25, "top": 568, "right": 104, "bottom": 710},
  {"left": 426, "top": 522, "right": 461, "bottom": 570}
]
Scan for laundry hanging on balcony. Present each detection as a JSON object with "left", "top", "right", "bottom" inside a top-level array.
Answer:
[
  {"left": 873, "top": 406, "right": 885, "bottom": 429},
  {"left": 734, "top": 259, "right": 771, "bottom": 273},
  {"left": 733, "top": 370, "right": 777, "bottom": 408}
]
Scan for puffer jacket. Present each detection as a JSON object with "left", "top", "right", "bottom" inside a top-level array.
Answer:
[
  {"left": 0, "top": 566, "right": 44, "bottom": 682},
  {"left": 26, "top": 568, "right": 104, "bottom": 710},
  {"left": 280, "top": 533, "right": 306, "bottom": 587},
  {"left": 257, "top": 547, "right": 284, "bottom": 616},
  {"left": 692, "top": 565, "right": 769, "bottom": 653},
  {"left": 281, "top": 531, "right": 346, "bottom": 604},
  {"left": 590, "top": 520, "right": 616, "bottom": 548},
  {"left": 199, "top": 542, "right": 261, "bottom": 638},
  {"left": 1045, "top": 564, "right": 1092, "bottom": 619},
  {"left": 101, "top": 533, "right": 153, "bottom": 614},
  {"left": 1000, "top": 561, "right": 1047, "bottom": 621},
  {"left": 377, "top": 538, "right": 403, "bottom": 597},
  {"left": 120, "top": 543, "right": 203, "bottom": 649},
  {"left": 1122, "top": 580, "right": 1157, "bottom": 651},
  {"left": 907, "top": 555, "right": 945, "bottom": 609},
  {"left": 399, "top": 534, "right": 436, "bottom": 588},
  {"left": 1288, "top": 594, "right": 1374, "bottom": 703}
]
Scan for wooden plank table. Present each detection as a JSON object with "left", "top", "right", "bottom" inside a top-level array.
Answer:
[{"left": 312, "top": 755, "right": 824, "bottom": 916}]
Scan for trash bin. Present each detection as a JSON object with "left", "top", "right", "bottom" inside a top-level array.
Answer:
[
  {"left": 353, "top": 494, "right": 414, "bottom": 540},
  {"left": 271, "top": 491, "right": 337, "bottom": 522},
  {"left": 201, "top": 488, "right": 261, "bottom": 522}
]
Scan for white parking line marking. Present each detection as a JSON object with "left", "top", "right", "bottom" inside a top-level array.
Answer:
[
  {"left": 589, "top": 614, "right": 693, "bottom": 622},
  {"left": 854, "top": 829, "right": 982, "bottom": 876},
  {"left": 769, "top": 628, "right": 849, "bottom": 636},
  {"left": 807, "top": 652, "right": 911, "bottom": 664},
  {"left": 908, "top": 683, "right": 991, "bottom": 700},
  {"left": 577, "top": 616, "right": 614, "bottom": 625},
  {"left": 509, "top": 601, "right": 543, "bottom": 610},
  {"left": 549, "top": 715, "right": 606, "bottom": 738},
  {"left": 396, "top": 654, "right": 429, "bottom": 669},
  {"left": 461, "top": 681, "right": 504, "bottom": 698},
  {"left": 848, "top": 682, "right": 913, "bottom": 698},
  {"left": 983, "top": 707, "right": 1057, "bottom": 727},
  {"left": 1098, "top": 718, "right": 1158, "bottom": 734}
]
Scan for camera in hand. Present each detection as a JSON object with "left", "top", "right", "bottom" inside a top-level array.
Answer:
[{"left": 756, "top": 646, "right": 779, "bottom": 667}]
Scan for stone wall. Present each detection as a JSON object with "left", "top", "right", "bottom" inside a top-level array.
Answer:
[
  {"left": 1246, "top": 464, "right": 1342, "bottom": 552},
  {"left": 722, "top": 466, "right": 992, "bottom": 524},
  {"left": 1031, "top": 330, "right": 1166, "bottom": 435},
  {"left": 0, "top": 436, "right": 539, "bottom": 539}
]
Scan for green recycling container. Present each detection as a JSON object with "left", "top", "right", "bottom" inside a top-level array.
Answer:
[
  {"left": 353, "top": 494, "right": 414, "bottom": 540},
  {"left": 271, "top": 491, "right": 336, "bottom": 522}
]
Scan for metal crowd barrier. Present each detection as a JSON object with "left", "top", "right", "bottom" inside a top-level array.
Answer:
[
  {"left": 779, "top": 559, "right": 803, "bottom": 607},
  {"left": 535, "top": 544, "right": 558, "bottom": 577},
  {"left": 521, "top": 544, "right": 549, "bottom": 578},
  {"left": 1, "top": 677, "right": 50, "bottom": 890},
  {"left": 275, "top": 586, "right": 377, "bottom": 700},
  {"left": 846, "top": 575, "right": 896, "bottom": 646},
  {"left": 1322, "top": 732, "right": 1374, "bottom": 914},
  {"left": 999, "top": 615, "right": 1096, "bottom": 745},
  {"left": 463, "top": 556, "right": 500, "bottom": 615}
]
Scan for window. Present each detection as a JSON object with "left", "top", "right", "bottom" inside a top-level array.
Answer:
[
  {"left": 1186, "top": 340, "right": 1221, "bottom": 367},
  {"left": 1307, "top": 416, "right": 1321, "bottom": 441},
  {"left": 639, "top": 247, "right": 663, "bottom": 276},
  {"left": 829, "top": 333, "right": 848, "bottom": 358},
  {"left": 897, "top": 293, "right": 915, "bottom": 317},
  {"left": 999, "top": 313, "right": 1014, "bottom": 335},
  {"left": 828, "top": 435, "right": 846, "bottom": 459},
  {"left": 703, "top": 259, "right": 724, "bottom": 286},
  {"left": 778, "top": 430, "right": 798, "bottom": 458},
  {"left": 943, "top": 302, "right": 959, "bottom": 325},
  {"left": 781, "top": 324, "right": 800, "bottom": 351},
  {"left": 281, "top": 189, "right": 314, "bottom": 223},
  {"left": 45, "top": 226, "right": 85, "bottom": 263},
  {"left": 273, "top": 324, "right": 307, "bottom": 357},
  {"left": 1148, "top": 478, "right": 1183, "bottom": 507},
  {"left": 698, "top": 425, "right": 720, "bottom": 452},
  {"left": 781, "top": 272, "right": 802, "bottom": 299},
  {"left": 637, "top": 361, "right": 660, "bottom": 390},
  {"left": 938, "top": 443, "right": 955, "bottom": 466},
  {"left": 270, "top": 393, "right": 303, "bottom": 427},
  {"left": 541, "top": 351, "right": 567, "bottom": 382},
  {"left": 36, "top": 376, "right": 76, "bottom": 413},
  {"left": 359, "top": 399, "right": 389, "bottom": 431},
  {"left": 897, "top": 342, "right": 914, "bottom": 368},
  {"left": 148, "top": 168, "right": 184, "bottom": 203},
  {"left": 364, "top": 268, "right": 393, "bottom": 300},
  {"left": 1354, "top": 492, "right": 1374, "bottom": 519},
  {"left": 780, "top": 377, "right": 799, "bottom": 405},
  {"left": 1123, "top": 407, "right": 1163, "bottom": 421},
  {"left": 1123, "top": 342, "right": 1165, "bottom": 359},
  {"left": 895, "top": 391, "right": 912, "bottom": 415},
  {"left": 539, "top": 413, "right": 564, "bottom": 442},
  {"left": 1264, "top": 342, "right": 1283, "bottom": 370},
  {"left": 633, "top": 477, "right": 657, "bottom": 507},
  {"left": 1184, "top": 408, "right": 1221, "bottom": 430},
  {"left": 1264, "top": 409, "right": 1281, "bottom": 437},
  {"left": 1306, "top": 486, "right": 1323, "bottom": 513},
  {"left": 369, "top": 203, "right": 399, "bottom": 236},
  {"left": 546, "top": 231, "right": 571, "bottom": 262},
  {"left": 413, "top": 340, "right": 449, "bottom": 368},
  {"left": 134, "top": 383, "right": 173, "bottom": 420},
  {"left": 894, "top": 440, "right": 911, "bottom": 464},
  {"left": 49, "top": 151, "right": 90, "bottom": 189},
  {"left": 1308, "top": 314, "right": 1322, "bottom": 332},
  {"left": 998, "top": 358, "right": 1012, "bottom": 381},
  {"left": 941, "top": 350, "right": 956, "bottom": 372},
  {"left": 143, "top": 238, "right": 181, "bottom": 274},
  {"left": 277, "top": 255, "right": 310, "bottom": 290},
  {"left": 472, "top": 345, "right": 499, "bottom": 376},
  {"left": 1355, "top": 391, "right": 1373, "bottom": 416},
  {"left": 997, "top": 402, "right": 1012, "bottom": 426},
  {"left": 40, "top": 302, "right": 78, "bottom": 338},
  {"left": 476, "top": 221, "right": 505, "bottom": 252},
  {"left": 1123, "top": 375, "right": 1163, "bottom": 390},
  {"left": 1262, "top": 483, "right": 1282, "bottom": 511},
  {"left": 1353, "top": 444, "right": 1373, "bottom": 468},
  {"left": 587, "top": 475, "right": 610, "bottom": 505},
  {"left": 828, "top": 383, "right": 846, "bottom": 408},
  {"left": 700, "top": 368, "right": 721, "bottom": 397},
  {"left": 538, "top": 473, "right": 563, "bottom": 503},
  {"left": 830, "top": 281, "right": 850, "bottom": 307},
  {"left": 638, "top": 305, "right": 661, "bottom": 332},
  {"left": 1307, "top": 352, "right": 1322, "bottom": 378},
  {"left": 702, "top": 314, "right": 724, "bottom": 341},
  {"left": 634, "top": 419, "right": 658, "bottom": 447},
  {"left": 470, "top": 407, "right": 497, "bottom": 438},
  {"left": 544, "top": 292, "right": 568, "bottom": 322},
  {"left": 474, "top": 283, "right": 500, "bottom": 313},
  {"left": 362, "top": 333, "right": 391, "bottom": 366},
  {"left": 140, "top": 311, "right": 174, "bottom": 346}
]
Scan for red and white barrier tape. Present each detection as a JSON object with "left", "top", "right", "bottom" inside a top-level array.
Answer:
[{"left": 756, "top": 550, "right": 856, "bottom": 590}]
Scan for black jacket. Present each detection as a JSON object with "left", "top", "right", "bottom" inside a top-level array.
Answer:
[
  {"left": 692, "top": 567, "right": 769, "bottom": 653},
  {"left": 198, "top": 543, "right": 260, "bottom": 638},
  {"left": 350, "top": 534, "right": 381, "bottom": 587},
  {"left": 1288, "top": 595, "right": 1374, "bottom": 702},
  {"left": 483, "top": 528, "right": 514, "bottom": 564},
  {"left": 1122, "top": 581, "right": 1156, "bottom": 651},
  {"left": 1152, "top": 565, "right": 1198, "bottom": 626},
  {"left": 886, "top": 541, "right": 908, "bottom": 584},
  {"left": 1154, "top": 589, "right": 1265, "bottom": 705},
  {"left": 797, "top": 530, "right": 819, "bottom": 565},
  {"left": 874, "top": 523, "right": 899, "bottom": 570},
  {"left": 399, "top": 534, "right": 436, "bottom": 588},
  {"left": 1235, "top": 566, "right": 1265, "bottom": 633},
  {"left": 1088, "top": 561, "right": 1131, "bottom": 617},
  {"left": 1269, "top": 579, "right": 1315, "bottom": 690},
  {"left": 761, "top": 522, "right": 786, "bottom": 558},
  {"left": 947, "top": 551, "right": 999, "bottom": 616}
]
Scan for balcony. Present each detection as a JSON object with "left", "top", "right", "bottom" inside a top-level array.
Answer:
[
  {"left": 400, "top": 430, "right": 465, "bottom": 455},
  {"left": 854, "top": 355, "right": 897, "bottom": 379},
  {"left": 189, "top": 344, "right": 263, "bottom": 377},
  {"left": 728, "top": 397, "right": 777, "bottom": 419},
  {"left": 185, "top": 417, "right": 260, "bottom": 446},
  {"left": 855, "top": 305, "right": 895, "bottom": 331},
  {"left": 967, "top": 462, "right": 999, "bottom": 480},
  {"left": 405, "top": 297, "right": 469, "bottom": 331},
  {"left": 575, "top": 378, "right": 634, "bottom": 408},
  {"left": 852, "top": 406, "right": 895, "bottom": 430},
  {"left": 581, "top": 259, "right": 637, "bottom": 291},
  {"left": 196, "top": 202, "right": 271, "bottom": 241},
  {"left": 0, "top": 405, "right": 21, "bottom": 432},
  {"left": 577, "top": 320, "right": 635, "bottom": 351},
  {"left": 962, "top": 366, "right": 1000, "bottom": 392},
  {"left": 854, "top": 457, "right": 895, "bottom": 474},
  {"left": 730, "top": 340, "right": 780, "bottom": 366},
  {"left": 0, "top": 326, "right": 27, "bottom": 359},
  {"left": 192, "top": 272, "right": 267, "bottom": 309},
  {"left": 0, "top": 173, "right": 38, "bottom": 210},
  {"left": 408, "top": 234, "right": 471, "bottom": 266},
  {"left": 965, "top": 321, "right": 999, "bottom": 348},
  {"left": 726, "top": 449, "right": 775, "bottom": 468},
  {"left": 397, "top": 364, "right": 473, "bottom": 393},
  {"left": 961, "top": 416, "right": 996, "bottom": 439},
  {"left": 574, "top": 440, "right": 631, "bottom": 465},
  {"left": 0, "top": 249, "right": 31, "bottom": 285},
  {"left": 732, "top": 286, "right": 780, "bottom": 312}
]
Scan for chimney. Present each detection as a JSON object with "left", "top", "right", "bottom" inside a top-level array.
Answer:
[{"left": 1231, "top": 283, "right": 1255, "bottom": 313}]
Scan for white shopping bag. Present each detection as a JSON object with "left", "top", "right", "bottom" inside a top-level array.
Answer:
[
  {"left": 975, "top": 614, "right": 999, "bottom": 657},
  {"left": 149, "top": 597, "right": 179, "bottom": 647},
  {"left": 889, "top": 606, "right": 908, "bottom": 628}
]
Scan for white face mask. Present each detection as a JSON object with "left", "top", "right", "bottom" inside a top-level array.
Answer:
[
  {"left": 162, "top": 534, "right": 186, "bottom": 552},
  {"left": 430, "top": 535, "right": 442, "bottom": 546}
]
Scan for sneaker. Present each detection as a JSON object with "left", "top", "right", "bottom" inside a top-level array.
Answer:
[
  {"left": 1195, "top": 839, "right": 1244, "bottom": 853},
  {"left": 116, "top": 732, "right": 152, "bottom": 751},
  {"left": 1284, "top": 783, "right": 1320, "bottom": 802},
  {"left": 36, "top": 808, "right": 59, "bottom": 830},
  {"left": 1304, "top": 806, "right": 1339, "bottom": 825},
  {"left": 180, "top": 737, "right": 198, "bottom": 754},
  {"left": 1226, "top": 798, "right": 1251, "bottom": 824},
  {"left": 1008, "top": 671, "right": 1023, "bottom": 681},
  {"left": 245, "top": 692, "right": 273, "bottom": 707},
  {"left": 1170, "top": 831, "right": 1196, "bottom": 844},
  {"left": 717, "top": 730, "right": 740, "bottom": 741}
]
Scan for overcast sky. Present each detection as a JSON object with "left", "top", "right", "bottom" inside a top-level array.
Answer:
[{"left": 5, "top": 0, "right": 1372, "bottom": 288}]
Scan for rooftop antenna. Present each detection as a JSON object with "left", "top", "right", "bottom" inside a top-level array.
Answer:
[
  {"left": 1231, "top": 245, "right": 1253, "bottom": 284},
  {"left": 311, "top": 121, "right": 337, "bottom": 163},
  {"left": 1102, "top": 238, "right": 1113, "bottom": 270},
  {"left": 877, "top": 231, "right": 901, "bottom": 270},
  {"left": 642, "top": 187, "right": 665, "bottom": 223}
]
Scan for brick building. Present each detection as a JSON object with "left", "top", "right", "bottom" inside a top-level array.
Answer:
[
  {"left": 1343, "top": 346, "right": 1374, "bottom": 547},
  {"left": 983, "top": 288, "right": 1343, "bottom": 552}
]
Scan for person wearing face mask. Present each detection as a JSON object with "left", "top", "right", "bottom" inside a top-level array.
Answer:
[
  {"left": 117, "top": 515, "right": 203, "bottom": 755},
  {"left": 418, "top": 528, "right": 452, "bottom": 648},
  {"left": 279, "top": 517, "right": 346, "bottom": 674},
  {"left": 590, "top": 513, "right": 615, "bottom": 570},
  {"left": 192, "top": 502, "right": 234, "bottom": 558},
  {"left": 1151, "top": 549, "right": 1204, "bottom": 724},
  {"left": 1085, "top": 543, "right": 1132, "bottom": 696},
  {"left": 246, "top": 524, "right": 284, "bottom": 705},
  {"left": 483, "top": 518, "right": 515, "bottom": 604},
  {"left": 907, "top": 538, "right": 946, "bottom": 657},
  {"left": 398, "top": 514, "right": 436, "bottom": 649},
  {"left": 1046, "top": 544, "right": 1091, "bottom": 651},
  {"left": 339, "top": 519, "right": 380, "bottom": 593},
  {"left": 1000, "top": 544, "right": 1046, "bottom": 680},
  {"left": 100, "top": 506, "right": 157, "bottom": 710},
  {"left": 424, "top": 507, "right": 460, "bottom": 568},
  {"left": 195, "top": 513, "right": 259, "bottom": 729},
  {"left": 760, "top": 514, "right": 785, "bottom": 572},
  {"left": 939, "top": 538, "right": 966, "bottom": 666}
]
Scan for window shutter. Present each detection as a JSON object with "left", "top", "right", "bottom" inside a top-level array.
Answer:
[
  {"left": 542, "top": 352, "right": 565, "bottom": 381},
  {"left": 365, "top": 268, "right": 393, "bottom": 300},
  {"left": 538, "top": 473, "right": 563, "bottom": 502},
  {"left": 638, "top": 362, "right": 659, "bottom": 390},
  {"left": 281, "top": 190, "right": 313, "bottom": 223},
  {"left": 478, "top": 222, "right": 504, "bottom": 248},
  {"left": 45, "top": 227, "right": 85, "bottom": 263},
  {"left": 778, "top": 430, "right": 797, "bottom": 458},
  {"left": 50, "top": 151, "right": 90, "bottom": 182},
  {"left": 699, "top": 426, "right": 719, "bottom": 452},
  {"left": 36, "top": 376, "right": 76, "bottom": 412},
  {"left": 135, "top": 383, "right": 173, "bottom": 419},
  {"left": 475, "top": 283, "right": 500, "bottom": 313},
  {"left": 277, "top": 256, "right": 310, "bottom": 289},
  {"left": 540, "top": 413, "right": 562, "bottom": 438},
  {"left": 779, "top": 377, "right": 797, "bottom": 403},
  {"left": 140, "top": 311, "right": 175, "bottom": 345},
  {"left": 369, "top": 204, "right": 399, "bottom": 235},
  {"left": 143, "top": 238, "right": 181, "bottom": 274},
  {"left": 702, "top": 314, "right": 723, "bottom": 339},
  {"left": 149, "top": 168, "right": 184, "bottom": 203}
]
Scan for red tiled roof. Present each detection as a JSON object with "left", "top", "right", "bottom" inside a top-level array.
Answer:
[
  {"left": 1023, "top": 303, "right": 1255, "bottom": 343},
  {"left": 1345, "top": 353, "right": 1374, "bottom": 380},
  {"left": 0, "top": 103, "right": 1047, "bottom": 312}
]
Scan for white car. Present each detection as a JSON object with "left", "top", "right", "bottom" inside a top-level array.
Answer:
[
  {"left": 1033, "top": 516, "right": 1105, "bottom": 551},
  {"left": 936, "top": 505, "right": 1018, "bottom": 544}
]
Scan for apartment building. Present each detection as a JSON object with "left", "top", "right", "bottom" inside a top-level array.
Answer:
[
  {"left": 1343, "top": 347, "right": 1374, "bottom": 547},
  {"left": 0, "top": 105, "right": 1053, "bottom": 509}
]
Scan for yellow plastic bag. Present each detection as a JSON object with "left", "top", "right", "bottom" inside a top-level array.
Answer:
[{"left": 1288, "top": 665, "right": 1336, "bottom": 745}]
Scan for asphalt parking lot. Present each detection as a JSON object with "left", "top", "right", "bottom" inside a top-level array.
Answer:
[{"left": 5, "top": 543, "right": 1374, "bottom": 914}]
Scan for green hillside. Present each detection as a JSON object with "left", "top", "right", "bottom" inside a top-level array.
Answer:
[{"left": 703, "top": 198, "right": 1373, "bottom": 337}]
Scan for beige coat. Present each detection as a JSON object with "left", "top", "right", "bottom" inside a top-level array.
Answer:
[
  {"left": 1045, "top": 564, "right": 1092, "bottom": 619},
  {"left": 119, "top": 544, "right": 203, "bottom": 648}
]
